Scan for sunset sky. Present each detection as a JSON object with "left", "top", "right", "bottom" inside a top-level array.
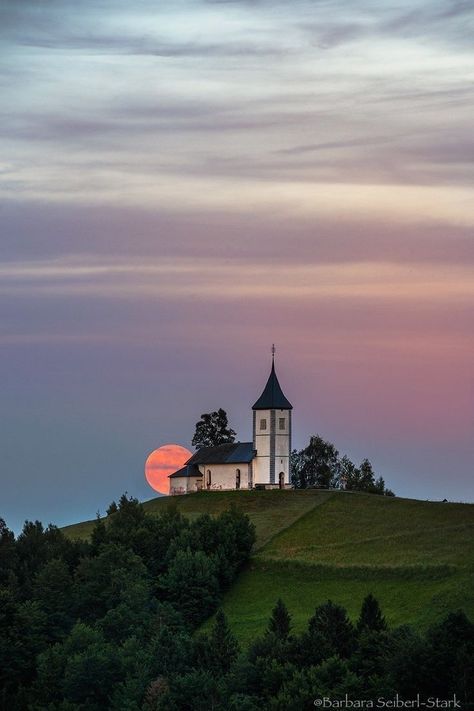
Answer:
[{"left": 1, "top": 0, "right": 473, "bottom": 532}]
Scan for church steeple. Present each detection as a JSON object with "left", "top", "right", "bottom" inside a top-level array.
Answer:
[
  {"left": 251, "top": 348, "right": 292, "bottom": 488},
  {"left": 252, "top": 349, "right": 293, "bottom": 411}
]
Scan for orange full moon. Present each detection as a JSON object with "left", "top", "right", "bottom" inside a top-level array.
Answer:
[{"left": 144, "top": 444, "right": 193, "bottom": 495}]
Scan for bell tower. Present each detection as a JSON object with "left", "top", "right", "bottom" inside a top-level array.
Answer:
[{"left": 252, "top": 346, "right": 293, "bottom": 487}]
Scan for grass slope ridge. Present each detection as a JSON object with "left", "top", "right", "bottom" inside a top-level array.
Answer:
[
  {"left": 62, "top": 489, "right": 333, "bottom": 548},
  {"left": 64, "top": 490, "right": 474, "bottom": 643}
]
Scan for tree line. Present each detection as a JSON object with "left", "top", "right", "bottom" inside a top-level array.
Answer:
[
  {"left": 191, "top": 409, "right": 394, "bottom": 495},
  {"left": 291, "top": 435, "right": 395, "bottom": 495},
  {"left": 152, "top": 597, "right": 474, "bottom": 709},
  {"left": 0, "top": 496, "right": 255, "bottom": 710}
]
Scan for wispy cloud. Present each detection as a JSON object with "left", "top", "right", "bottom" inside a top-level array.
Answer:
[{"left": 2, "top": 255, "right": 474, "bottom": 307}]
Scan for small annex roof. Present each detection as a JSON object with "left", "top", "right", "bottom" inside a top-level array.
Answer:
[
  {"left": 252, "top": 360, "right": 292, "bottom": 410},
  {"left": 186, "top": 441, "right": 256, "bottom": 465},
  {"left": 168, "top": 463, "right": 202, "bottom": 479}
]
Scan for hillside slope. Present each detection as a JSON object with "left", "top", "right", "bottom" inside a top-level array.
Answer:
[{"left": 63, "top": 490, "right": 474, "bottom": 642}]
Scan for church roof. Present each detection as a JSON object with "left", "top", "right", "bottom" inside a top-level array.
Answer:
[
  {"left": 252, "top": 361, "right": 293, "bottom": 410},
  {"left": 186, "top": 441, "right": 256, "bottom": 465},
  {"left": 168, "top": 464, "right": 202, "bottom": 479}
]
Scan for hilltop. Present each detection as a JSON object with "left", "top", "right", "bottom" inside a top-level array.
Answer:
[{"left": 63, "top": 490, "right": 474, "bottom": 643}]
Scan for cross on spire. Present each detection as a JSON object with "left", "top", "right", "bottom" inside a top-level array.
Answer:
[{"left": 272, "top": 343, "right": 276, "bottom": 362}]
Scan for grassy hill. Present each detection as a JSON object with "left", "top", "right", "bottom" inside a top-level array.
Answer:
[{"left": 63, "top": 490, "right": 474, "bottom": 643}]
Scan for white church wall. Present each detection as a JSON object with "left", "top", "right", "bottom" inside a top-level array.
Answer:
[
  {"left": 254, "top": 408, "right": 271, "bottom": 484},
  {"left": 253, "top": 456, "right": 268, "bottom": 484},
  {"left": 197, "top": 463, "right": 250, "bottom": 490},
  {"left": 169, "top": 476, "right": 202, "bottom": 495}
]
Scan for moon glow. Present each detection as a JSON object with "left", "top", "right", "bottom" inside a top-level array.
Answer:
[{"left": 144, "top": 444, "right": 192, "bottom": 494}]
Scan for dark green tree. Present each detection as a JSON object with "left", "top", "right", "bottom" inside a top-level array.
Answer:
[
  {"left": 63, "top": 641, "right": 121, "bottom": 709},
  {"left": 338, "top": 455, "right": 359, "bottom": 491},
  {"left": 310, "top": 656, "right": 363, "bottom": 697},
  {"left": 227, "top": 694, "right": 261, "bottom": 710},
  {"left": 202, "top": 610, "right": 240, "bottom": 674},
  {"left": 247, "top": 631, "right": 289, "bottom": 667},
  {"left": 90, "top": 513, "right": 108, "bottom": 552},
  {"left": 291, "top": 435, "right": 340, "bottom": 489},
  {"left": 33, "top": 558, "right": 73, "bottom": 641},
  {"left": 359, "top": 459, "right": 376, "bottom": 490},
  {"left": 15, "top": 520, "right": 86, "bottom": 595},
  {"left": 0, "top": 588, "right": 20, "bottom": 703},
  {"left": 192, "top": 408, "right": 236, "bottom": 449},
  {"left": 107, "top": 500, "right": 118, "bottom": 515},
  {"left": 148, "top": 626, "right": 194, "bottom": 678},
  {"left": 0, "top": 518, "right": 16, "bottom": 585},
  {"left": 0, "top": 597, "right": 48, "bottom": 700},
  {"left": 349, "top": 629, "right": 392, "bottom": 687},
  {"left": 384, "top": 625, "right": 429, "bottom": 696},
  {"left": 160, "top": 549, "right": 220, "bottom": 626},
  {"left": 357, "top": 593, "right": 387, "bottom": 634},
  {"left": 133, "top": 504, "right": 189, "bottom": 578},
  {"left": 33, "top": 641, "right": 68, "bottom": 706},
  {"left": 73, "top": 543, "right": 150, "bottom": 623},
  {"left": 159, "top": 670, "right": 223, "bottom": 711},
  {"left": 423, "top": 610, "right": 474, "bottom": 702},
  {"left": 342, "top": 457, "right": 394, "bottom": 496},
  {"left": 307, "top": 600, "right": 355, "bottom": 659},
  {"left": 107, "top": 494, "right": 147, "bottom": 542},
  {"left": 290, "top": 448, "right": 305, "bottom": 489},
  {"left": 169, "top": 508, "right": 255, "bottom": 589},
  {"left": 268, "top": 599, "right": 292, "bottom": 639},
  {"left": 213, "top": 507, "right": 256, "bottom": 586}
]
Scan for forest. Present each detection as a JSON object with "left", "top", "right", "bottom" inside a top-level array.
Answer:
[{"left": 0, "top": 497, "right": 473, "bottom": 710}]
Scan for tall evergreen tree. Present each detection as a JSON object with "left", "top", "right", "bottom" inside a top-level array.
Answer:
[
  {"left": 268, "top": 599, "right": 292, "bottom": 639},
  {"left": 33, "top": 558, "right": 73, "bottom": 641},
  {"left": 206, "top": 610, "right": 240, "bottom": 674},
  {"left": 91, "top": 513, "right": 108, "bottom": 552},
  {"left": 308, "top": 600, "right": 355, "bottom": 659},
  {"left": 359, "top": 459, "right": 376, "bottom": 490},
  {"left": 357, "top": 593, "right": 387, "bottom": 633},
  {"left": 0, "top": 518, "right": 16, "bottom": 585}
]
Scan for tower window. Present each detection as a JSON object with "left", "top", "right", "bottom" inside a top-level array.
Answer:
[
  {"left": 279, "top": 418, "right": 285, "bottom": 430},
  {"left": 260, "top": 418, "right": 267, "bottom": 430}
]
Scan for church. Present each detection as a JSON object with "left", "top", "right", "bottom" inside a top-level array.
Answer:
[{"left": 169, "top": 353, "right": 293, "bottom": 494}]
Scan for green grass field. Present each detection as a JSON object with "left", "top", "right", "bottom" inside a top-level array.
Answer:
[{"left": 63, "top": 490, "right": 474, "bottom": 643}]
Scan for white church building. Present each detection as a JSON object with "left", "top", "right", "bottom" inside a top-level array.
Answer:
[{"left": 169, "top": 354, "right": 293, "bottom": 494}]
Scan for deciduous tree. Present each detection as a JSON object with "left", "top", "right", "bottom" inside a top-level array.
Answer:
[{"left": 192, "top": 408, "right": 236, "bottom": 449}]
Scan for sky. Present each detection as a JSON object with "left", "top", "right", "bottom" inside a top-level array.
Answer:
[{"left": 1, "top": 0, "right": 473, "bottom": 533}]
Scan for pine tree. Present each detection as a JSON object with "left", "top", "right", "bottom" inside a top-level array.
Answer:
[
  {"left": 357, "top": 593, "right": 387, "bottom": 633},
  {"left": 268, "top": 599, "right": 291, "bottom": 639},
  {"left": 107, "top": 501, "right": 118, "bottom": 516},
  {"left": 208, "top": 610, "right": 240, "bottom": 673},
  {"left": 91, "top": 513, "right": 107, "bottom": 552},
  {"left": 308, "top": 600, "right": 355, "bottom": 659}
]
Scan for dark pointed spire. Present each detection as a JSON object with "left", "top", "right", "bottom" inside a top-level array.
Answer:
[{"left": 252, "top": 351, "right": 292, "bottom": 410}]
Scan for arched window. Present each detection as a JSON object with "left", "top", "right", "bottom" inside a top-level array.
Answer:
[
  {"left": 207, "top": 470, "right": 211, "bottom": 489},
  {"left": 279, "top": 471, "right": 285, "bottom": 489},
  {"left": 236, "top": 468, "right": 241, "bottom": 489}
]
